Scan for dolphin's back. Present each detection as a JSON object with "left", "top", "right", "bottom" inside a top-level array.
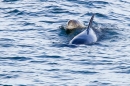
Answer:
[
  {"left": 69, "top": 27, "right": 97, "bottom": 44},
  {"left": 69, "top": 14, "right": 97, "bottom": 45}
]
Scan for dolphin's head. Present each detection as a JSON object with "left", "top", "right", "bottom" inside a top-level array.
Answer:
[
  {"left": 66, "top": 20, "right": 86, "bottom": 30},
  {"left": 65, "top": 20, "right": 86, "bottom": 34}
]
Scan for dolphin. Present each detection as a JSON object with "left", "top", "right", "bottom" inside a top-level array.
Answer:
[{"left": 69, "top": 14, "right": 97, "bottom": 45}]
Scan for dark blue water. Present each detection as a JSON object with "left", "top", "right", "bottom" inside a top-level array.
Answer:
[{"left": 0, "top": 0, "right": 130, "bottom": 85}]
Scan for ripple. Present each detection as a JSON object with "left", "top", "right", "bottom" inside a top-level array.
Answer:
[
  {"left": 96, "top": 13, "right": 108, "bottom": 18},
  {"left": 0, "top": 38, "right": 15, "bottom": 47},
  {"left": 0, "top": 73, "right": 19, "bottom": 81},
  {"left": 0, "top": 57, "right": 32, "bottom": 61},
  {"left": 0, "top": 38, "right": 15, "bottom": 41},
  {"left": 29, "top": 60, "right": 47, "bottom": 63},
  {"left": 64, "top": 69, "right": 98, "bottom": 75},
  {"left": 39, "top": 0, "right": 47, "bottom": 2},
  {"left": 115, "top": 70, "right": 130, "bottom": 74},
  {"left": 90, "top": 80, "right": 112, "bottom": 86},
  {"left": 112, "top": 65, "right": 130, "bottom": 74},
  {"left": 36, "top": 55, "right": 63, "bottom": 59},
  {"left": 17, "top": 44, "right": 34, "bottom": 48},
  {"left": 2, "top": 0, "right": 19, "bottom": 2},
  {"left": 49, "top": 7, "right": 68, "bottom": 14},
  {"left": 22, "top": 22, "right": 35, "bottom": 26},
  {"left": 77, "top": 59, "right": 115, "bottom": 66},
  {"left": 91, "top": 1, "right": 110, "bottom": 5},
  {"left": 0, "top": 84, "right": 14, "bottom": 86},
  {"left": 0, "top": 44, "right": 14, "bottom": 47},
  {"left": 45, "top": 69, "right": 60, "bottom": 71},
  {"left": 8, "top": 9, "right": 19, "bottom": 13},
  {"left": 51, "top": 43, "right": 78, "bottom": 48},
  {"left": 4, "top": 74, "right": 19, "bottom": 79},
  {"left": 7, "top": 9, "right": 27, "bottom": 16}
]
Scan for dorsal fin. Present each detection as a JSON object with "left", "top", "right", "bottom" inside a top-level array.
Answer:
[{"left": 87, "top": 14, "right": 95, "bottom": 34}]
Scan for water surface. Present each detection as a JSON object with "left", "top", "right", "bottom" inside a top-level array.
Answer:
[{"left": 0, "top": 0, "right": 130, "bottom": 85}]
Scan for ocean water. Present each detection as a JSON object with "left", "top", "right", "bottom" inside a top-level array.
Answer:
[{"left": 0, "top": 0, "right": 130, "bottom": 85}]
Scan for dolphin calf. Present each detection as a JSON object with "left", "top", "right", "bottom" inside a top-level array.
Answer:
[{"left": 69, "top": 14, "right": 97, "bottom": 45}]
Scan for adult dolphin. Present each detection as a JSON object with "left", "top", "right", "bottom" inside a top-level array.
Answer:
[{"left": 69, "top": 14, "right": 97, "bottom": 45}]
